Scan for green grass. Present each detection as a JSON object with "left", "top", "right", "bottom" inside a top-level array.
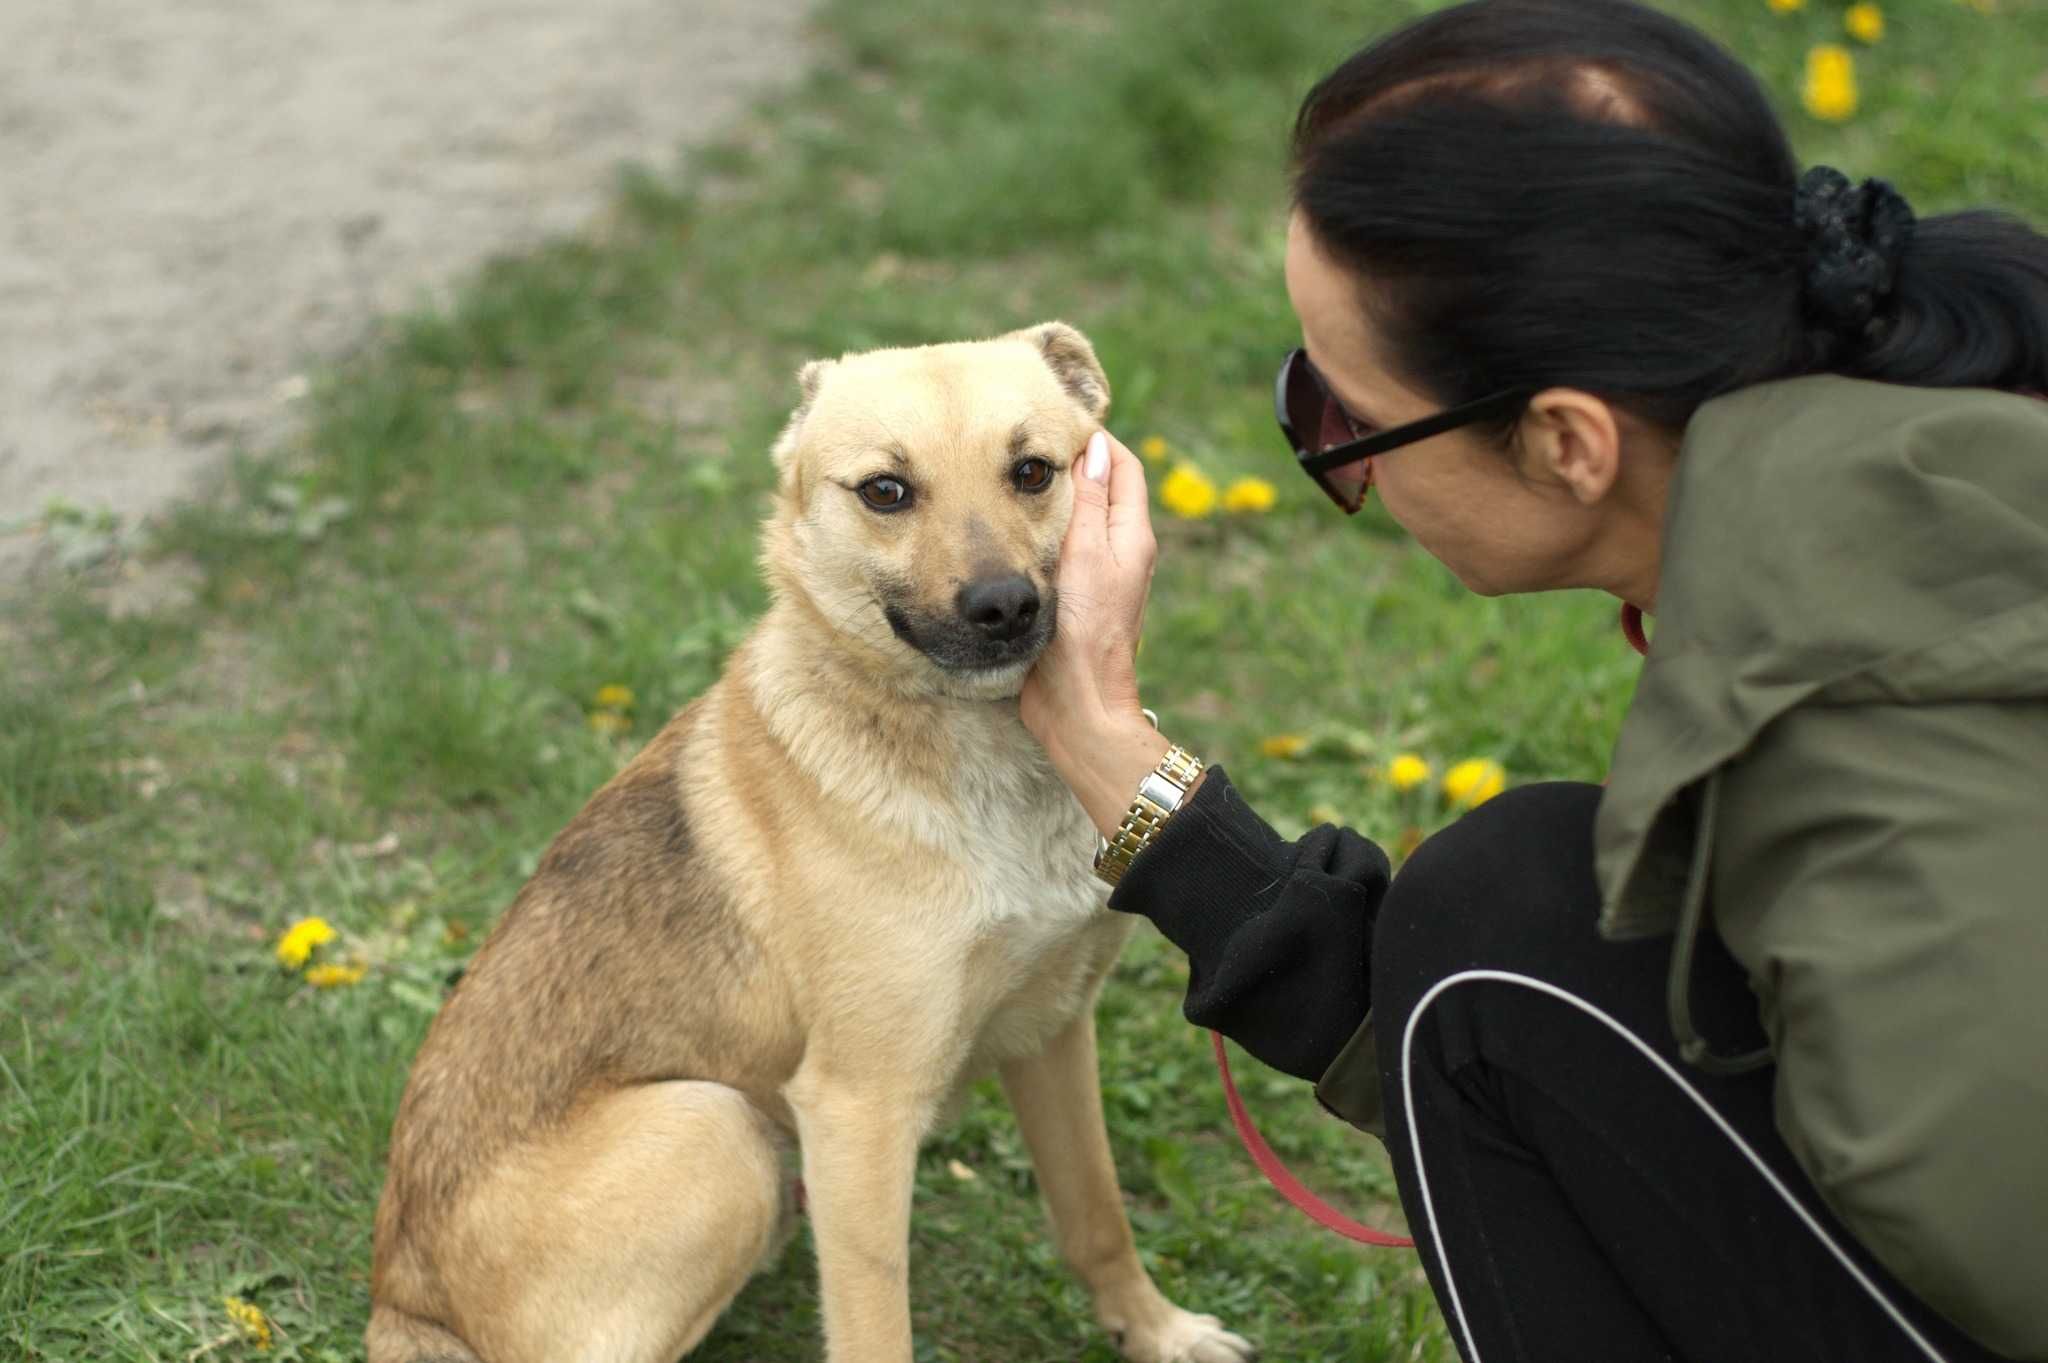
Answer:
[{"left": 5, "top": 0, "right": 2045, "bottom": 1358}]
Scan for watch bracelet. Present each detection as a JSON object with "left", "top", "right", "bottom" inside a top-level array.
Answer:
[{"left": 1093, "top": 742, "right": 1204, "bottom": 886}]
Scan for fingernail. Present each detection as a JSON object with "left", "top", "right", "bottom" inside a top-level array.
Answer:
[{"left": 1083, "top": 431, "right": 1109, "bottom": 482}]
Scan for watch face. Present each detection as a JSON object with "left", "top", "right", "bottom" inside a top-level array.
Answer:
[{"left": 1137, "top": 774, "right": 1180, "bottom": 812}]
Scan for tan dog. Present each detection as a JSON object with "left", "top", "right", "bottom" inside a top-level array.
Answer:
[{"left": 366, "top": 324, "right": 1255, "bottom": 1363}]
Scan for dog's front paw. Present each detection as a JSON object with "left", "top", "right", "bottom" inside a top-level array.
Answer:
[{"left": 1112, "top": 1305, "right": 1257, "bottom": 1363}]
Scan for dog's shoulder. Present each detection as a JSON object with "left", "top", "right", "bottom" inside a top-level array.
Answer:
[
  {"left": 534, "top": 714, "right": 694, "bottom": 883},
  {"left": 501, "top": 700, "right": 746, "bottom": 946}
]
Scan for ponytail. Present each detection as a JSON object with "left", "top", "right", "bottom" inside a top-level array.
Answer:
[{"left": 1853, "top": 210, "right": 2048, "bottom": 394}]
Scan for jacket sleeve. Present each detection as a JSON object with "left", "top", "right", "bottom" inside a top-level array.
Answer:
[
  {"left": 1709, "top": 698, "right": 2048, "bottom": 1361},
  {"left": 1107, "top": 764, "right": 1391, "bottom": 1082}
]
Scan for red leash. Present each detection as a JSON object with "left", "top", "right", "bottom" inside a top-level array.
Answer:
[
  {"left": 1212, "top": 1031, "right": 1414, "bottom": 1247},
  {"left": 1212, "top": 603, "right": 1651, "bottom": 1246}
]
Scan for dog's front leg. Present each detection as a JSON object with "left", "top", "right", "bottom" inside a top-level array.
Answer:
[
  {"left": 1000, "top": 1010, "right": 1257, "bottom": 1363},
  {"left": 792, "top": 1085, "right": 924, "bottom": 1363}
]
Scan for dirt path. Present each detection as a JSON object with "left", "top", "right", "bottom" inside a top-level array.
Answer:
[{"left": 0, "top": 0, "right": 813, "bottom": 582}]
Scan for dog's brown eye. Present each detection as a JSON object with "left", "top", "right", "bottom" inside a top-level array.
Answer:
[
  {"left": 1012, "top": 458, "right": 1054, "bottom": 493},
  {"left": 858, "top": 477, "right": 912, "bottom": 512}
]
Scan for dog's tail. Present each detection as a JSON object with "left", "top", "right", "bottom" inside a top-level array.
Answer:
[{"left": 365, "top": 1305, "right": 482, "bottom": 1363}]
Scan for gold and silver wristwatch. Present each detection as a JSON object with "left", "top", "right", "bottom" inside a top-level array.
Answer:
[{"left": 1092, "top": 729, "right": 1205, "bottom": 888}]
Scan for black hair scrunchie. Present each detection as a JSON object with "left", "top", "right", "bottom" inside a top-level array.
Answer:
[{"left": 1795, "top": 165, "right": 1916, "bottom": 348}]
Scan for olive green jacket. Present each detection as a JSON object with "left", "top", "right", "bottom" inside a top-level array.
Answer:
[{"left": 1320, "top": 377, "right": 2048, "bottom": 1359}]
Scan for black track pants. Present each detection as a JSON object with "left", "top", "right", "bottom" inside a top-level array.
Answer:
[{"left": 1370, "top": 782, "right": 2010, "bottom": 1363}]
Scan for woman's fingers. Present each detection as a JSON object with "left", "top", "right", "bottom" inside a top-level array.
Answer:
[
  {"left": 1056, "top": 430, "right": 1153, "bottom": 636},
  {"left": 1063, "top": 431, "right": 1113, "bottom": 567},
  {"left": 1024, "top": 431, "right": 1153, "bottom": 750},
  {"left": 1069, "top": 431, "right": 1154, "bottom": 578},
  {"left": 1102, "top": 432, "right": 1153, "bottom": 552}
]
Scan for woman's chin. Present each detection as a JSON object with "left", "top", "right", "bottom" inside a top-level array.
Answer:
[{"left": 1442, "top": 561, "right": 1510, "bottom": 597}]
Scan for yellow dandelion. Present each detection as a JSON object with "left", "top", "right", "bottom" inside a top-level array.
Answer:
[
  {"left": 1766, "top": 0, "right": 1804, "bottom": 11},
  {"left": 1802, "top": 44, "right": 1859, "bottom": 122},
  {"left": 593, "top": 683, "right": 635, "bottom": 711},
  {"left": 1138, "top": 435, "right": 1169, "bottom": 464},
  {"left": 305, "top": 962, "right": 368, "bottom": 989},
  {"left": 1159, "top": 465, "right": 1219, "bottom": 519},
  {"left": 1259, "top": 733, "right": 1310, "bottom": 760},
  {"left": 1443, "top": 758, "right": 1507, "bottom": 808},
  {"left": 223, "top": 1296, "right": 273, "bottom": 1350},
  {"left": 1844, "top": 3, "right": 1884, "bottom": 42},
  {"left": 588, "top": 710, "right": 631, "bottom": 736},
  {"left": 1385, "top": 753, "right": 1433, "bottom": 792},
  {"left": 275, "top": 916, "right": 335, "bottom": 970},
  {"left": 1220, "top": 477, "right": 1278, "bottom": 514}
]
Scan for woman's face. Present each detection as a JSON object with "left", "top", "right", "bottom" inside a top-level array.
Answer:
[{"left": 1282, "top": 211, "right": 1611, "bottom": 597}]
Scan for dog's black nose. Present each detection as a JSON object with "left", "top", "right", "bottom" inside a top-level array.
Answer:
[{"left": 958, "top": 574, "right": 1040, "bottom": 641}]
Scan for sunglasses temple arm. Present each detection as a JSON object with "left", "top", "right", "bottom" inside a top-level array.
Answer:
[{"left": 1299, "top": 389, "right": 1531, "bottom": 475}]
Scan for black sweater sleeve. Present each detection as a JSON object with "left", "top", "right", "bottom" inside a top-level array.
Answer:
[{"left": 1106, "top": 764, "right": 1391, "bottom": 1081}]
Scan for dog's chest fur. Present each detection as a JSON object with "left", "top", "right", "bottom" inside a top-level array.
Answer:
[
  {"left": 927, "top": 718, "right": 1127, "bottom": 1075},
  {"left": 936, "top": 711, "right": 1108, "bottom": 942}
]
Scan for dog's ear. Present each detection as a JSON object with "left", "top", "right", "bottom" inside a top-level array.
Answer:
[
  {"left": 1010, "top": 321, "right": 1110, "bottom": 422},
  {"left": 770, "top": 358, "right": 836, "bottom": 475}
]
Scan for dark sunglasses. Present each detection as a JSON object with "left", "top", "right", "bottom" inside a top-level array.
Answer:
[{"left": 1275, "top": 347, "right": 1535, "bottom": 513}]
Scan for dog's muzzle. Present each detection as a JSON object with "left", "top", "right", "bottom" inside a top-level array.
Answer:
[{"left": 884, "top": 577, "right": 1056, "bottom": 673}]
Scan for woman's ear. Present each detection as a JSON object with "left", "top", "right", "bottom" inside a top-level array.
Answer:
[{"left": 1520, "top": 388, "right": 1622, "bottom": 504}]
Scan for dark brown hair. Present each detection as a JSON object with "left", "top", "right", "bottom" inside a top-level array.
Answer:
[{"left": 1292, "top": 0, "right": 2048, "bottom": 431}]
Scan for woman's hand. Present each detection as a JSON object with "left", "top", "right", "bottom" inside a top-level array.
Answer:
[{"left": 1022, "top": 430, "right": 1173, "bottom": 837}]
